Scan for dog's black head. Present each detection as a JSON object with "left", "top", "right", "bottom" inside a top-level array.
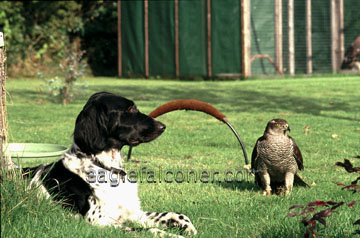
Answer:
[{"left": 73, "top": 92, "right": 166, "bottom": 155}]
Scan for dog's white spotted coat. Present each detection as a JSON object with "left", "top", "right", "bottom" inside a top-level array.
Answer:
[
  {"left": 24, "top": 92, "right": 197, "bottom": 237},
  {"left": 29, "top": 145, "right": 197, "bottom": 238}
]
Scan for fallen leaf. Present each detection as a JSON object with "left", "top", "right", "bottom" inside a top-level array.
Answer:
[
  {"left": 308, "top": 200, "right": 326, "bottom": 207},
  {"left": 287, "top": 211, "right": 299, "bottom": 217},
  {"left": 348, "top": 201, "right": 356, "bottom": 208},
  {"left": 335, "top": 182, "right": 345, "bottom": 187},
  {"left": 301, "top": 207, "right": 315, "bottom": 214},
  {"left": 343, "top": 184, "right": 358, "bottom": 190},
  {"left": 289, "top": 205, "right": 304, "bottom": 210},
  {"left": 317, "top": 217, "right": 327, "bottom": 226},
  {"left": 335, "top": 159, "right": 358, "bottom": 173},
  {"left": 316, "top": 208, "right": 332, "bottom": 218},
  {"left": 331, "top": 201, "right": 344, "bottom": 209},
  {"left": 326, "top": 200, "right": 338, "bottom": 205}
]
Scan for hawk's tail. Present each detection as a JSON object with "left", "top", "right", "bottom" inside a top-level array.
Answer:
[{"left": 294, "top": 174, "right": 309, "bottom": 187}]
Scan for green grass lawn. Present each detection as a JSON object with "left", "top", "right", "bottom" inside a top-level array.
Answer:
[{"left": 2, "top": 76, "right": 360, "bottom": 238}]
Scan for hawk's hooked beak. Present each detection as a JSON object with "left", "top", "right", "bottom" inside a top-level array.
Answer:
[{"left": 286, "top": 126, "right": 291, "bottom": 132}]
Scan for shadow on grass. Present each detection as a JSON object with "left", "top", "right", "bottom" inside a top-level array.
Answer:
[
  {"left": 217, "top": 180, "right": 260, "bottom": 192},
  {"left": 83, "top": 83, "right": 358, "bottom": 121},
  {"left": 11, "top": 80, "right": 359, "bottom": 122}
]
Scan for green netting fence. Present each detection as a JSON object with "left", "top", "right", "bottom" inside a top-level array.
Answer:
[{"left": 119, "top": 0, "right": 360, "bottom": 78}]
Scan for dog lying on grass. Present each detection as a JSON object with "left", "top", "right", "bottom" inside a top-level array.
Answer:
[{"left": 21, "top": 92, "right": 197, "bottom": 238}]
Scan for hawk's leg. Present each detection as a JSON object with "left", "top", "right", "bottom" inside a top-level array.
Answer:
[
  {"left": 284, "top": 172, "right": 294, "bottom": 195},
  {"left": 260, "top": 171, "right": 272, "bottom": 195}
]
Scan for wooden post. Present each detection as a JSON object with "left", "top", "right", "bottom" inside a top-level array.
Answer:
[
  {"left": 144, "top": 0, "right": 149, "bottom": 78},
  {"left": 288, "top": 0, "right": 295, "bottom": 76},
  {"left": 207, "top": 0, "right": 212, "bottom": 78},
  {"left": 174, "top": 0, "right": 179, "bottom": 78},
  {"left": 338, "top": 0, "right": 344, "bottom": 68},
  {"left": 331, "top": 0, "right": 338, "bottom": 73},
  {"left": 0, "top": 32, "right": 5, "bottom": 162},
  {"left": 274, "top": 0, "right": 283, "bottom": 73},
  {"left": 0, "top": 32, "right": 11, "bottom": 169},
  {"left": 306, "top": 0, "right": 312, "bottom": 74},
  {"left": 117, "top": 0, "right": 122, "bottom": 77},
  {"left": 241, "top": 0, "right": 251, "bottom": 77}
]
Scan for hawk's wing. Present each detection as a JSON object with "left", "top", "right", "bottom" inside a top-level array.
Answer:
[
  {"left": 289, "top": 136, "right": 304, "bottom": 170},
  {"left": 251, "top": 136, "right": 265, "bottom": 185}
]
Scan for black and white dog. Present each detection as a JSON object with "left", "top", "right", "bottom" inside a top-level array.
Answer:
[{"left": 23, "top": 92, "right": 197, "bottom": 237}]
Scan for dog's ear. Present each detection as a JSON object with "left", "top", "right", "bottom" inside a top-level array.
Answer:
[{"left": 73, "top": 102, "right": 108, "bottom": 155}]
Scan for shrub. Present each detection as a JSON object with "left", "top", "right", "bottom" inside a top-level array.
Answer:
[
  {"left": 287, "top": 157, "right": 360, "bottom": 238},
  {"left": 43, "top": 40, "right": 87, "bottom": 105}
]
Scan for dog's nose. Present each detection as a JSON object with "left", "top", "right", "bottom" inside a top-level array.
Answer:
[{"left": 157, "top": 122, "right": 166, "bottom": 132}]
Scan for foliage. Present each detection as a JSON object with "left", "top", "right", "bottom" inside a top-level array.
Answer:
[
  {"left": 42, "top": 40, "right": 87, "bottom": 105},
  {"left": 0, "top": 1, "right": 83, "bottom": 77},
  {"left": 0, "top": 2, "right": 25, "bottom": 64},
  {"left": 0, "top": 1, "right": 118, "bottom": 77},
  {"left": 288, "top": 158, "right": 360, "bottom": 238}
]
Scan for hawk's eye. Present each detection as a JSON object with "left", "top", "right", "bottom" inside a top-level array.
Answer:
[{"left": 276, "top": 123, "right": 280, "bottom": 127}]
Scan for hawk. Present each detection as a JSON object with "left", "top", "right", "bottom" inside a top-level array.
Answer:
[{"left": 251, "top": 119, "right": 308, "bottom": 195}]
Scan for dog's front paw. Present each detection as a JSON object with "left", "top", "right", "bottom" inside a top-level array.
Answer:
[
  {"left": 164, "top": 213, "right": 197, "bottom": 235},
  {"left": 145, "top": 212, "right": 197, "bottom": 235}
]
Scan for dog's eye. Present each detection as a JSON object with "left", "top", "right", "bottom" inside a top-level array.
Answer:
[{"left": 127, "top": 106, "right": 137, "bottom": 114}]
